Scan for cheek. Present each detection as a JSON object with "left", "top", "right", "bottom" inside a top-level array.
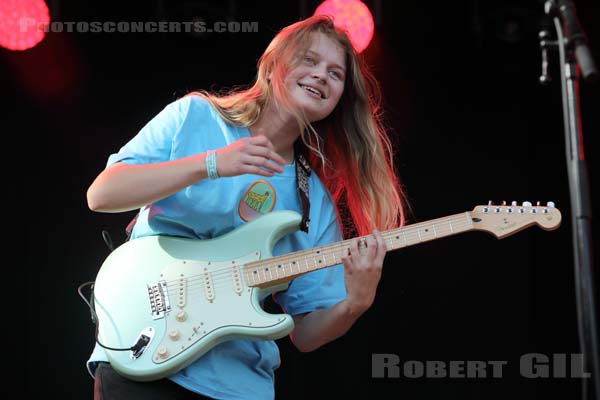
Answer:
[{"left": 331, "top": 84, "right": 345, "bottom": 105}]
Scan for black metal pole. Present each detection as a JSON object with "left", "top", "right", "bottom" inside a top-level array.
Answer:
[{"left": 541, "top": 1, "right": 599, "bottom": 399}]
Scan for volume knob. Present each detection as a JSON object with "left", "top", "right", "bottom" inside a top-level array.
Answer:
[{"left": 176, "top": 310, "right": 187, "bottom": 322}]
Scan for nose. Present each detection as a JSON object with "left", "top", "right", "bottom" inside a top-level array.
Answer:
[
  {"left": 311, "top": 64, "right": 327, "bottom": 83},
  {"left": 312, "top": 71, "right": 326, "bottom": 84}
]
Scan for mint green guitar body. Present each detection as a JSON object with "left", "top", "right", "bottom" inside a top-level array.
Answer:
[{"left": 93, "top": 211, "right": 301, "bottom": 381}]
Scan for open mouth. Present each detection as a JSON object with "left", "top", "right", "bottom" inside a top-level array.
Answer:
[{"left": 298, "top": 83, "right": 324, "bottom": 99}]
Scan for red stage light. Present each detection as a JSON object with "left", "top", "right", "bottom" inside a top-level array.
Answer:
[
  {"left": 0, "top": 0, "right": 50, "bottom": 51},
  {"left": 314, "top": 0, "right": 374, "bottom": 53}
]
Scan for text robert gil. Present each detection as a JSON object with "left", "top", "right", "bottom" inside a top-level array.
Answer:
[{"left": 372, "top": 353, "right": 590, "bottom": 379}]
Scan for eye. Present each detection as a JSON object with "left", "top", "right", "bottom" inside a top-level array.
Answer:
[
  {"left": 303, "top": 56, "right": 316, "bottom": 65},
  {"left": 329, "top": 70, "right": 342, "bottom": 79}
]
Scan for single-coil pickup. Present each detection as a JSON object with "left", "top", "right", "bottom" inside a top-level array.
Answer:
[
  {"left": 203, "top": 271, "right": 215, "bottom": 302},
  {"left": 177, "top": 277, "right": 187, "bottom": 307},
  {"left": 232, "top": 264, "right": 243, "bottom": 295}
]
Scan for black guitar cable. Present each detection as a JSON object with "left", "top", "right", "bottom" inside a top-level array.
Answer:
[
  {"left": 77, "top": 229, "right": 134, "bottom": 352},
  {"left": 77, "top": 281, "right": 134, "bottom": 352}
]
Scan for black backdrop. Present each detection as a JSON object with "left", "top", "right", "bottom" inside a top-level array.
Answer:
[{"left": 5, "top": 0, "right": 600, "bottom": 398}]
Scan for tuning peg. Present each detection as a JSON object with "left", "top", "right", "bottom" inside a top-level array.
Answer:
[
  {"left": 488, "top": 200, "right": 493, "bottom": 206},
  {"left": 511, "top": 201, "right": 517, "bottom": 206},
  {"left": 536, "top": 201, "right": 541, "bottom": 206},
  {"left": 501, "top": 200, "right": 506, "bottom": 206},
  {"left": 547, "top": 201, "right": 555, "bottom": 208},
  {"left": 523, "top": 201, "right": 532, "bottom": 207}
]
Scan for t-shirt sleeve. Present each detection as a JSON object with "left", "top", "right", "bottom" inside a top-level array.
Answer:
[
  {"left": 274, "top": 201, "right": 347, "bottom": 316},
  {"left": 106, "top": 96, "right": 193, "bottom": 167}
]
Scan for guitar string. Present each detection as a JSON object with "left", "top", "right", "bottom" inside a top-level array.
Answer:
[
  {"left": 163, "top": 214, "right": 552, "bottom": 296},
  {"left": 159, "top": 213, "right": 477, "bottom": 296},
  {"left": 165, "top": 214, "right": 474, "bottom": 291},
  {"left": 163, "top": 214, "right": 472, "bottom": 286},
  {"left": 161, "top": 205, "right": 555, "bottom": 299}
]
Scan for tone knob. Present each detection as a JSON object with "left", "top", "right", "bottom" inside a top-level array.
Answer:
[
  {"left": 157, "top": 345, "right": 169, "bottom": 358},
  {"left": 176, "top": 310, "right": 187, "bottom": 322},
  {"left": 169, "top": 330, "right": 180, "bottom": 341}
]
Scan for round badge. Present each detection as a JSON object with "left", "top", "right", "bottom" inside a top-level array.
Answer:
[{"left": 238, "top": 180, "right": 276, "bottom": 222}]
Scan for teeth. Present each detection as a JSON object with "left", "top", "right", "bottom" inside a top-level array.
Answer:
[{"left": 300, "top": 85, "right": 322, "bottom": 98}]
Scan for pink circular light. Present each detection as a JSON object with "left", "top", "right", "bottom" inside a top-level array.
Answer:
[
  {"left": 314, "top": 0, "right": 374, "bottom": 53},
  {"left": 0, "top": 0, "right": 49, "bottom": 51}
]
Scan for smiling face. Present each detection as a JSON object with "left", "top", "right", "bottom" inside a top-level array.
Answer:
[{"left": 283, "top": 32, "right": 347, "bottom": 122}]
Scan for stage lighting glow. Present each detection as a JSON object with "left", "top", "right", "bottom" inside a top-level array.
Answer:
[
  {"left": 0, "top": 0, "right": 49, "bottom": 51},
  {"left": 314, "top": 0, "right": 374, "bottom": 53}
]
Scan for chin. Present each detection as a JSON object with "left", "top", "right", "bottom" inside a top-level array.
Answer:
[{"left": 298, "top": 101, "right": 331, "bottom": 122}]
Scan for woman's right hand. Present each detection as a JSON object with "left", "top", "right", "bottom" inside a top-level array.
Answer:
[{"left": 215, "top": 135, "right": 288, "bottom": 178}]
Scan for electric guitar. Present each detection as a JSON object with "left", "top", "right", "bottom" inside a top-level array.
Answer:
[{"left": 92, "top": 201, "right": 561, "bottom": 381}]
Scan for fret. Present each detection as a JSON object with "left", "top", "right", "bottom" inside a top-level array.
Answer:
[
  {"left": 266, "top": 266, "right": 273, "bottom": 281},
  {"left": 282, "top": 262, "right": 288, "bottom": 277},
  {"left": 251, "top": 268, "right": 260, "bottom": 285},
  {"left": 314, "top": 250, "right": 322, "bottom": 269},
  {"left": 287, "top": 260, "right": 294, "bottom": 277},
  {"left": 432, "top": 223, "right": 438, "bottom": 238},
  {"left": 331, "top": 248, "right": 339, "bottom": 264},
  {"left": 276, "top": 263, "right": 283, "bottom": 277},
  {"left": 247, "top": 269, "right": 254, "bottom": 285},
  {"left": 448, "top": 218, "right": 454, "bottom": 233},
  {"left": 406, "top": 229, "right": 418, "bottom": 245}
]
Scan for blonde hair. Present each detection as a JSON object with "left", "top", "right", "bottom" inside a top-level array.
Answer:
[{"left": 187, "top": 15, "right": 408, "bottom": 236}]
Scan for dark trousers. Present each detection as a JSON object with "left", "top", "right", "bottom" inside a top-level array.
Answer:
[{"left": 94, "top": 362, "right": 214, "bottom": 400}]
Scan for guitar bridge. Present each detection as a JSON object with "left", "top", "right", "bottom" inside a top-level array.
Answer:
[{"left": 148, "top": 280, "right": 171, "bottom": 320}]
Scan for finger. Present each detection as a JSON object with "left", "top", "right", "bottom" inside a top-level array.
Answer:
[
  {"left": 248, "top": 145, "right": 287, "bottom": 167},
  {"left": 243, "top": 155, "right": 284, "bottom": 174},
  {"left": 350, "top": 238, "right": 362, "bottom": 264},
  {"left": 365, "top": 234, "right": 378, "bottom": 258},
  {"left": 374, "top": 229, "right": 388, "bottom": 252},
  {"left": 250, "top": 135, "right": 274, "bottom": 149},
  {"left": 242, "top": 165, "right": 275, "bottom": 177},
  {"left": 341, "top": 252, "right": 353, "bottom": 270},
  {"left": 250, "top": 136, "right": 287, "bottom": 164}
]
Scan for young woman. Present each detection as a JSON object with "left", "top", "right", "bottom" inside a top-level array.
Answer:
[{"left": 87, "top": 14, "right": 407, "bottom": 400}]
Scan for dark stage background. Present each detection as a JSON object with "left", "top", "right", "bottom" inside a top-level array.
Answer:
[{"left": 5, "top": 0, "right": 600, "bottom": 399}]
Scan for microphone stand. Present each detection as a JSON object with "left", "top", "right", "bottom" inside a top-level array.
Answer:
[{"left": 540, "top": 1, "right": 599, "bottom": 399}]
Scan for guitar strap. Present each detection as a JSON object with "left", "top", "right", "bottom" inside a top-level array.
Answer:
[{"left": 294, "top": 140, "right": 311, "bottom": 234}]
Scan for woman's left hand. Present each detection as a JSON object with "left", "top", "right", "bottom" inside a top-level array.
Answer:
[{"left": 340, "top": 229, "right": 388, "bottom": 315}]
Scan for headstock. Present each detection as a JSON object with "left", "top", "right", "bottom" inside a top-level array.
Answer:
[{"left": 471, "top": 201, "right": 562, "bottom": 239}]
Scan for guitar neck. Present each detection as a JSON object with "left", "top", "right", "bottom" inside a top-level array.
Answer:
[{"left": 244, "top": 211, "right": 475, "bottom": 288}]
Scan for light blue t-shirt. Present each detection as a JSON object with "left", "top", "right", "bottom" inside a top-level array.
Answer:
[{"left": 87, "top": 96, "right": 347, "bottom": 400}]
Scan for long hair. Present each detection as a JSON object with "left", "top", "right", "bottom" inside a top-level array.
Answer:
[{"left": 188, "top": 15, "right": 408, "bottom": 237}]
